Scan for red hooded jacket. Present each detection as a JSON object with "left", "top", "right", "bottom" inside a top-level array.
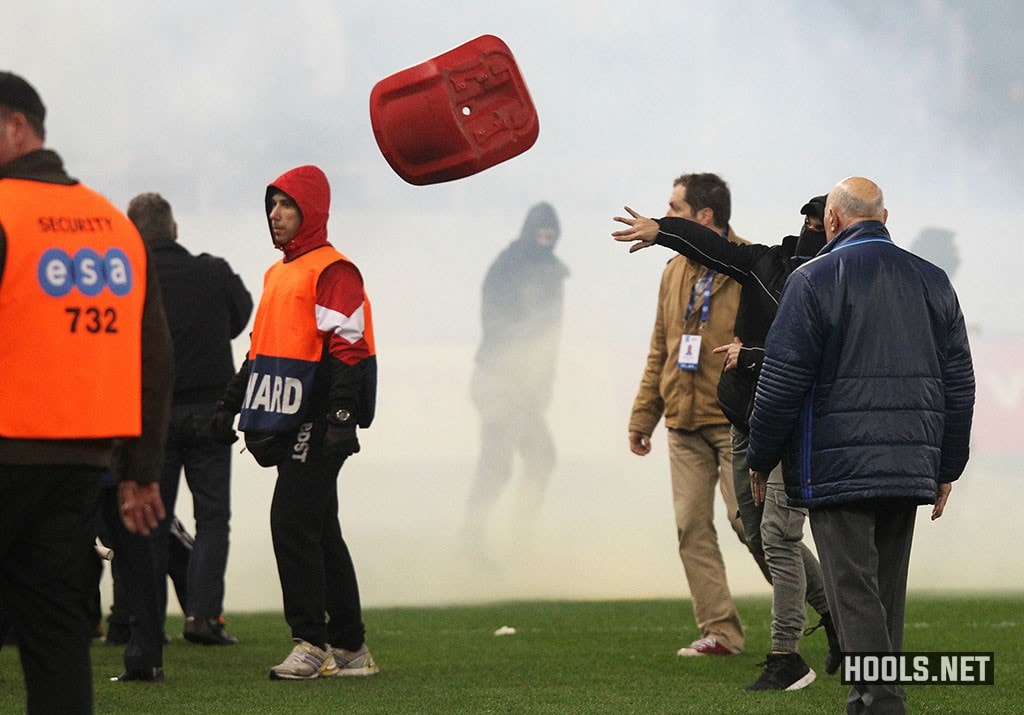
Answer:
[{"left": 237, "top": 165, "right": 376, "bottom": 433}]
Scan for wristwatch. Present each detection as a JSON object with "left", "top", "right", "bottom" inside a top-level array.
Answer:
[{"left": 332, "top": 409, "right": 353, "bottom": 424}]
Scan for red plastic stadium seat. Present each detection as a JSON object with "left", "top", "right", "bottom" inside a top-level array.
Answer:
[{"left": 369, "top": 34, "right": 539, "bottom": 185}]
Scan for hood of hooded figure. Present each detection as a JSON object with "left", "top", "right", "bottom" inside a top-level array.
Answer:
[
  {"left": 508, "top": 201, "right": 561, "bottom": 261},
  {"left": 265, "top": 165, "right": 331, "bottom": 260}
]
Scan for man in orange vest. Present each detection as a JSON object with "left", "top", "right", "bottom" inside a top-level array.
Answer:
[
  {"left": 212, "top": 165, "right": 380, "bottom": 680},
  {"left": 0, "top": 71, "right": 173, "bottom": 712}
]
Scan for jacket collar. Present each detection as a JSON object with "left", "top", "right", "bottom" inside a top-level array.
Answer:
[
  {"left": 820, "top": 220, "right": 891, "bottom": 256},
  {"left": 0, "top": 149, "right": 76, "bottom": 184}
]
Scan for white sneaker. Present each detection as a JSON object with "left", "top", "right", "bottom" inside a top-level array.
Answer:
[
  {"left": 269, "top": 639, "right": 333, "bottom": 680},
  {"left": 676, "top": 636, "right": 733, "bottom": 656},
  {"left": 325, "top": 643, "right": 380, "bottom": 676}
]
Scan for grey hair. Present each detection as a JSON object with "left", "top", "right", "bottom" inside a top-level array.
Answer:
[{"left": 126, "top": 192, "right": 175, "bottom": 243}]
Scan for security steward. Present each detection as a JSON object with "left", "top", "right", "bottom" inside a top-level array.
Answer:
[{"left": 0, "top": 71, "right": 173, "bottom": 714}]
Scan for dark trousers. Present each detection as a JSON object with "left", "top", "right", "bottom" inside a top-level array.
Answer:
[
  {"left": 467, "top": 414, "right": 555, "bottom": 523},
  {"left": 465, "top": 377, "right": 556, "bottom": 540},
  {"left": 810, "top": 502, "right": 917, "bottom": 715},
  {"left": 0, "top": 465, "right": 101, "bottom": 715},
  {"left": 101, "top": 485, "right": 164, "bottom": 671},
  {"left": 107, "top": 518, "right": 190, "bottom": 630},
  {"left": 156, "top": 402, "right": 233, "bottom": 619},
  {"left": 270, "top": 423, "right": 365, "bottom": 652}
]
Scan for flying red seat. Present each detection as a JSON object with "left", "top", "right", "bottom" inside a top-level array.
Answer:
[{"left": 369, "top": 35, "right": 539, "bottom": 185}]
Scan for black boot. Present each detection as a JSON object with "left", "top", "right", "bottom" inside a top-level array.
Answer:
[
  {"left": 183, "top": 615, "right": 239, "bottom": 645},
  {"left": 111, "top": 667, "right": 165, "bottom": 682},
  {"left": 745, "top": 652, "right": 816, "bottom": 691},
  {"left": 819, "top": 613, "right": 842, "bottom": 675}
]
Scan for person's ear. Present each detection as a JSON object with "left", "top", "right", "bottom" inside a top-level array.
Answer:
[
  {"left": 696, "top": 207, "right": 715, "bottom": 228},
  {"left": 826, "top": 207, "right": 839, "bottom": 234}
]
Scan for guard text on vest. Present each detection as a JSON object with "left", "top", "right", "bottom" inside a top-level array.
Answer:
[{"left": 243, "top": 372, "right": 302, "bottom": 416}]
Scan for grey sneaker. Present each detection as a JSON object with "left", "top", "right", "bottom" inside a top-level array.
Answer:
[
  {"left": 325, "top": 644, "right": 380, "bottom": 677},
  {"left": 269, "top": 639, "right": 333, "bottom": 680}
]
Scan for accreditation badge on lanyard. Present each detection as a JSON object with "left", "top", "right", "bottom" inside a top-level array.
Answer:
[{"left": 678, "top": 270, "right": 716, "bottom": 371}]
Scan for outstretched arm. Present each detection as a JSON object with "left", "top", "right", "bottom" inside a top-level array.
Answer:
[{"left": 613, "top": 207, "right": 767, "bottom": 282}]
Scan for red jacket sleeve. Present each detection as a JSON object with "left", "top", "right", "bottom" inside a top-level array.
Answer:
[{"left": 315, "top": 259, "right": 371, "bottom": 365}]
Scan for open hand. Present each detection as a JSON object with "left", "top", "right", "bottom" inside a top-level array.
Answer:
[{"left": 612, "top": 207, "right": 660, "bottom": 253}]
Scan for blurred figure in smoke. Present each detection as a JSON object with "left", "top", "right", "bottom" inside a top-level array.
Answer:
[
  {"left": 910, "top": 227, "right": 960, "bottom": 280},
  {"left": 464, "top": 202, "right": 569, "bottom": 549}
]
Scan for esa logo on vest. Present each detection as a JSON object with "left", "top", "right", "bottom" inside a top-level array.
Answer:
[{"left": 37, "top": 247, "right": 134, "bottom": 297}]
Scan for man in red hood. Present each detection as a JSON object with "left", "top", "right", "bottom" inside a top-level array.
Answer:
[{"left": 211, "top": 165, "right": 380, "bottom": 679}]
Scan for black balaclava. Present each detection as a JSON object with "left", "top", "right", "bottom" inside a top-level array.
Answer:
[
  {"left": 794, "top": 194, "right": 828, "bottom": 256},
  {"left": 517, "top": 201, "right": 560, "bottom": 250}
]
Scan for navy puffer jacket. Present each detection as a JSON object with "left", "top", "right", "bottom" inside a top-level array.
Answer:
[{"left": 746, "top": 221, "right": 975, "bottom": 508}]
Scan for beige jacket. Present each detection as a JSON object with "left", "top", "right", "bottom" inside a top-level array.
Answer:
[{"left": 629, "top": 230, "right": 746, "bottom": 435}]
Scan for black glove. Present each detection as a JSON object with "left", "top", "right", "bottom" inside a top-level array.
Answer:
[
  {"left": 209, "top": 402, "right": 239, "bottom": 445},
  {"left": 323, "top": 421, "right": 359, "bottom": 459}
]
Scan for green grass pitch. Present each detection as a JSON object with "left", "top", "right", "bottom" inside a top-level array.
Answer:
[{"left": 1, "top": 594, "right": 1020, "bottom": 713}]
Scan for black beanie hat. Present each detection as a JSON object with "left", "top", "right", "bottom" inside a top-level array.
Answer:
[{"left": 0, "top": 71, "right": 46, "bottom": 124}]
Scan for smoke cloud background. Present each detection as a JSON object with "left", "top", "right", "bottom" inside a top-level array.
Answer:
[{"left": 5, "top": 0, "right": 1021, "bottom": 609}]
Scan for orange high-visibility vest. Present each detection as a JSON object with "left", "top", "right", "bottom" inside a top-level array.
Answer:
[
  {"left": 239, "top": 245, "right": 375, "bottom": 433},
  {"left": 0, "top": 179, "right": 146, "bottom": 439}
]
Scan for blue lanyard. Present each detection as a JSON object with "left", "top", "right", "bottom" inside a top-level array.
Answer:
[
  {"left": 684, "top": 228, "right": 727, "bottom": 324},
  {"left": 685, "top": 269, "right": 716, "bottom": 323}
]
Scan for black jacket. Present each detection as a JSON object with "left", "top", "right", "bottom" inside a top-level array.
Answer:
[
  {"left": 653, "top": 217, "right": 825, "bottom": 430},
  {"left": 746, "top": 221, "right": 975, "bottom": 508},
  {"left": 147, "top": 237, "right": 252, "bottom": 404},
  {"left": 475, "top": 235, "right": 568, "bottom": 403}
]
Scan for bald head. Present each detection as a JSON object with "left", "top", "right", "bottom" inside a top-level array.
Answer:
[{"left": 824, "top": 176, "right": 887, "bottom": 242}]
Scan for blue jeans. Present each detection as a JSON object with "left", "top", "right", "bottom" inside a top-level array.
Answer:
[{"left": 156, "top": 402, "right": 233, "bottom": 618}]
